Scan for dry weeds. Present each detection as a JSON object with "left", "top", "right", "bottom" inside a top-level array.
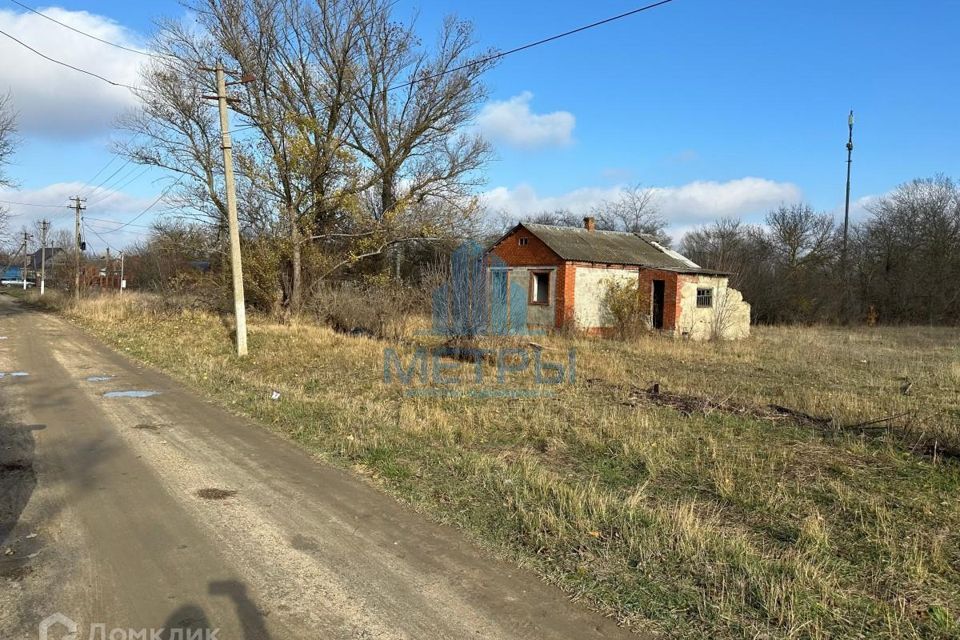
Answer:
[{"left": 27, "top": 290, "right": 960, "bottom": 639}]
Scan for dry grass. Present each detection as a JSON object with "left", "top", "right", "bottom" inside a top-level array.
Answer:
[{"left": 26, "top": 290, "right": 960, "bottom": 639}]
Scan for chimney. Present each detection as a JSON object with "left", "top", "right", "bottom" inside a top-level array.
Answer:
[{"left": 583, "top": 216, "right": 596, "bottom": 233}]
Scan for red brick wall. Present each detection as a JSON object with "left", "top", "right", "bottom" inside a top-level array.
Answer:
[
  {"left": 555, "top": 262, "right": 576, "bottom": 328},
  {"left": 490, "top": 228, "right": 697, "bottom": 332},
  {"left": 638, "top": 268, "right": 682, "bottom": 331},
  {"left": 490, "top": 227, "right": 567, "bottom": 329},
  {"left": 489, "top": 227, "right": 563, "bottom": 266}
]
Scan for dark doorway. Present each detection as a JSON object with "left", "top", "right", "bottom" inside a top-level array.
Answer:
[{"left": 652, "top": 280, "right": 665, "bottom": 329}]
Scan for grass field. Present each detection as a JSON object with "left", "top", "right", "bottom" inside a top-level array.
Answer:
[{"left": 23, "top": 291, "right": 960, "bottom": 639}]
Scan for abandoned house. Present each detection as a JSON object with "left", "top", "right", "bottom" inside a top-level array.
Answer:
[{"left": 487, "top": 217, "right": 751, "bottom": 340}]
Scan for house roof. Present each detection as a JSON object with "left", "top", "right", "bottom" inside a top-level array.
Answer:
[
  {"left": 496, "top": 223, "right": 730, "bottom": 275},
  {"left": 29, "top": 247, "right": 64, "bottom": 269}
]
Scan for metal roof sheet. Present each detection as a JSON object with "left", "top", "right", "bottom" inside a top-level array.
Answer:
[{"left": 514, "top": 223, "right": 726, "bottom": 274}]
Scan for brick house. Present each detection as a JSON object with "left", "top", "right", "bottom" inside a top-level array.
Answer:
[{"left": 487, "top": 217, "right": 751, "bottom": 339}]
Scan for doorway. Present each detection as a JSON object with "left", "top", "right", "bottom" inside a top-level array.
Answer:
[{"left": 652, "top": 280, "right": 665, "bottom": 329}]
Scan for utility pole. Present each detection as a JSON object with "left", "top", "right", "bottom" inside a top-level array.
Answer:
[
  {"left": 39, "top": 220, "right": 48, "bottom": 296},
  {"left": 202, "top": 61, "right": 254, "bottom": 356},
  {"left": 841, "top": 110, "right": 854, "bottom": 321},
  {"left": 105, "top": 247, "right": 111, "bottom": 290},
  {"left": 20, "top": 230, "right": 31, "bottom": 290},
  {"left": 119, "top": 251, "right": 125, "bottom": 295},
  {"left": 69, "top": 196, "right": 86, "bottom": 301}
]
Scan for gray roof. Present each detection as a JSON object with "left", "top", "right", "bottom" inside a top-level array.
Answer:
[
  {"left": 502, "top": 223, "right": 728, "bottom": 274},
  {"left": 30, "top": 247, "right": 64, "bottom": 269}
]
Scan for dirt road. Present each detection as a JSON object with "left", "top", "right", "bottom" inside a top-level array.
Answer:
[{"left": 0, "top": 296, "right": 637, "bottom": 639}]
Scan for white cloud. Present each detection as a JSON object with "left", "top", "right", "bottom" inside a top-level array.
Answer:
[
  {"left": 652, "top": 177, "right": 803, "bottom": 222},
  {"left": 476, "top": 92, "right": 575, "bottom": 150},
  {"left": 0, "top": 8, "right": 145, "bottom": 138},
  {"left": 482, "top": 177, "right": 803, "bottom": 241}
]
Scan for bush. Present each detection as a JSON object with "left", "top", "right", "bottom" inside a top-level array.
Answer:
[
  {"left": 306, "top": 281, "right": 424, "bottom": 341},
  {"left": 602, "top": 279, "right": 650, "bottom": 340}
]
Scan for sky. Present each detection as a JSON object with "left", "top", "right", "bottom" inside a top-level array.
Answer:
[{"left": 0, "top": 0, "right": 958, "bottom": 252}]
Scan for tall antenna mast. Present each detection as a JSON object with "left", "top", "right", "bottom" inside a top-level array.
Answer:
[{"left": 843, "top": 110, "right": 854, "bottom": 264}]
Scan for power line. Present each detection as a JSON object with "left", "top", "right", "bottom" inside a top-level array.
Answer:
[
  {"left": 86, "top": 216, "right": 154, "bottom": 230},
  {"left": 225, "top": 2, "right": 676, "bottom": 136},
  {"left": 0, "top": 198, "right": 62, "bottom": 208},
  {"left": 84, "top": 157, "right": 135, "bottom": 200},
  {"left": 390, "top": 0, "right": 677, "bottom": 91},
  {"left": 83, "top": 220, "right": 115, "bottom": 252},
  {"left": 7, "top": 0, "right": 162, "bottom": 59},
  {"left": 95, "top": 178, "right": 183, "bottom": 234},
  {"left": 87, "top": 166, "right": 151, "bottom": 206},
  {"left": 4, "top": 1, "right": 676, "bottom": 100},
  {"left": 80, "top": 154, "right": 121, "bottom": 190},
  {"left": 0, "top": 27, "right": 143, "bottom": 92}
]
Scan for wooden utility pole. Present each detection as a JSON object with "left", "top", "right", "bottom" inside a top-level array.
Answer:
[
  {"left": 202, "top": 61, "right": 250, "bottom": 356},
  {"left": 39, "top": 219, "right": 48, "bottom": 296},
  {"left": 69, "top": 196, "right": 85, "bottom": 301}
]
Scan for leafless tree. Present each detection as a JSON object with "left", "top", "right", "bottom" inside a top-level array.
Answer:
[
  {"left": 0, "top": 92, "right": 18, "bottom": 235},
  {"left": 117, "top": 21, "right": 227, "bottom": 227},
  {"left": 680, "top": 218, "right": 751, "bottom": 284},
  {"left": 857, "top": 175, "right": 960, "bottom": 323},
  {"left": 0, "top": 92, "right": 15, "bottom": 189},
  {"left": 592, "top": 183, "right": 666, "bottom": 241},
  {"left": 765, "top": 203, "right": 835, "bottom": 270},
  {"left": 349, "top": 12, "right": 494, "bottom": 221},
  {"left": 119, "top": 0, "right": 493, "bottom": 316}
]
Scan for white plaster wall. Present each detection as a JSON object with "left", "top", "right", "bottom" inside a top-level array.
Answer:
[
  {"left": 508, "top": 267, "right": 555, "bottom": 327},
  {"left": 573, "top": 266, "right": 639, "bottom": 328},
  {"left": 677, "top": 275, "right": 751, "bottom": 340}
]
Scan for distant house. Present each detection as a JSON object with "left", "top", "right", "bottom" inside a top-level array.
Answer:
[
  {"left": 30, "top": 247, "right": 64, "bottom": 270},
  {"left": 488, "top": 217, "right": 751, "bottom": 340}
]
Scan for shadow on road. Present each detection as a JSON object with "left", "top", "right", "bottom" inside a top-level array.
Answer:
[
  {"left": 0, "top": 419, "right": 44, "bottom": 546},
  {"left": 210, "top": 579, "right": 272, "bottom": 640},
  {"left": 159, "top": 580, "right": 272, "bottom": 640}
]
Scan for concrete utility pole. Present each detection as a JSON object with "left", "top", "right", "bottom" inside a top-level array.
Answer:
[
  {"left": 20, "top": 230, "right": 31, "bottom": 290},
  {"left": 69, "top": 196, "right": 86, "bottom": 301},
  {"left": 39, "top": 219, "right": 48, "bottom": 296},
  {"left": 202, "top": 61, "right": 254, "bottom": 356}
]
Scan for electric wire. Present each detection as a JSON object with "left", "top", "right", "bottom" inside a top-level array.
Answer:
[
  {"left": 0, "top": 27, "right": 144, "bottom": 92},
  {"left": 4, "top": 2, "right": 678, "bottom": 236},
  {"left": 389, "top": 0, "right": 676, "bottom": 91},
  {"left": 6, "top": 0, "right": 163, "bottom": 59},
  {"left": 87, "top": 166, "right": 151, "bottom": 207}
]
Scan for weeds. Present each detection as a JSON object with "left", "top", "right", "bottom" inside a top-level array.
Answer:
[{"left": 27, "top": 291, "right": 960, "bottom": 639}]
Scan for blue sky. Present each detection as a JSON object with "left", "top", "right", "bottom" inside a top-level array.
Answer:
[{"left": 0, "top": 0, "right": 958, "bottom": 249}]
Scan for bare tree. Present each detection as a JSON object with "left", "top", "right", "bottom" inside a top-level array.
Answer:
[
  {"left": 680, "top": 218, "right": 751, "bottom": 283},
  {"left": 119, "top": 0, "right": 493, "bottom": 316},
  {"left": 765, "top": 204, "right": 835, "bottom": 270},
  {"left": 593, "top": 183, "right": 667, "bottom": 242},
  {"left": 523, "top": 209, "right": 586, "bottom": 228},
  {"left": 858, "top": 175, "right": 960, "bottom": 323},
  {"left": 350, "top": 12, "right": 494, "bottom": 220},
  {"left": 0, "top": 92, "right": 15, "bottom": 189}
]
